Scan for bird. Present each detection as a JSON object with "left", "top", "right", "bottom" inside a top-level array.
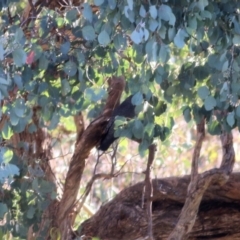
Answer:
[{"left": 98, "top": 95, "right": 136, "bottom": 151}]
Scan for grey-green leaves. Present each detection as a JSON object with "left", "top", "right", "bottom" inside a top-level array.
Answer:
[
  {"left": 82, "top": 25, "right": 96, "bottom": 41},
  {"left": 98, "top": 30, "right": 111, "bottom": 46}
]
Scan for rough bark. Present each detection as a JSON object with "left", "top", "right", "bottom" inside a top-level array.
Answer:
[
  {"left": 56, "top": 76, "right": 126, "bottom": 239},
  {"left": 79, "top": 122, "right": 236, "bottom": 240},
  {"left": 168, "top": 123, "right": 234, "bottom": 240},
  {"left": 79, "top": 172, "right": 240, "bottom": 240}
]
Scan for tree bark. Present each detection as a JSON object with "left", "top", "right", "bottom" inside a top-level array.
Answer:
[
  {"left": 79, "top": 173, "right": 240, "bottom": 240},
  {"left": 56, "top": 76, "right": 126, "bottom": 239}
]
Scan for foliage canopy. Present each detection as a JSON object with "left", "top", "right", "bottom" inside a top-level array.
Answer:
[{"left": 1, "top": 0, "right": 240, "bottom": 238}]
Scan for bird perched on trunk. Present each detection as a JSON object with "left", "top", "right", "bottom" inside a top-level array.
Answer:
[{"left": 98, "top": 95, "right": 136, "bottom": 151}]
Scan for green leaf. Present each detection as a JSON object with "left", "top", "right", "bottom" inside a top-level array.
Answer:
[
  {"left": 140, "top": 5, "right": 146, "bottom": 18},
  {"left": 159, "top": 44, "right": 168, "bottom": 63},
  {"left": 39, "top": 55, "right": 49, "bottom": 70},
  {"left": 174, "top": 29, "right": 188, "bottom": 48},
  {"left": 84, "top": 87, "right": 106, "bottom": 102},
  {"left": 138, "top": 140, "right": 149, "bottom": 157},
  {"left": 13, "top": 118, "right": 28, "bottom": 133},
  {"left": 26, "top": 206, "right": 35, "bottom": 219},
  {"left": 127, "top": 0, "right": 133, "bottom": 10},
  {"left": 61, "top": 79, "right": 71, "bottom": 96},
  {"left": 12, "top": 48, "right": 27, "bottom": 67},
  {"left": 66, "top": 9, "right": 78, "bottom": 22},
  {"left": 0, "top": 77, "right": 10, "bottom": 86},
  {"left": 159, "top": 4, "right": 176, "bottom": 26},
  {"left": 149, "top": 5, "right": 157, "bottom": 19},
  {"left": 2, "top": 122, "right": 13, "bottom": 139},
  {"left": 32, "top": 178, "right": 38, "bottom": 191},
  {"left": 94, "top": 0, "right": 104, "bottom": 6},
  {"left": 227, "top": 112, "right": 235, "bottom": 127},
  {"left": 10, "top": 109, "right": 19, "bottom": 126},
  {"left": 0, "top": 203, "right": 8, "bottom": 219},
  {"left": 15, "top": 28, "right": 24, "bottom": 42},
  {"left": 82, "top": 25, "right": 96, "bottom": 41},
  {"left": 14, "top": 99, "right": 26, "bottom": 118},
  {"left": 0, "top": 163, "right": 19, "bottom": 183},
  {"left": 131, "top": 92, "right": 143, "bottom": 106},
  {"left": 208, "top": 120, "right": 221, "bottom": 135},
  {"left": 193, "top": 66, "right": 209, "bottom": 80},
  {"left": 48, "top": 112, "right": 60, "bottom": 130},
  {"left": 76, "top": 51, "right": 85, "bottom": 66},
  {"left": 168, "top": 27, "right": 176, "bottom": 41},
  {"left": 113, "top": 34, "right": 127, "bottom": 50},
  {"left": 144, "top": 122, "right": 155, "bottom": 137},
  {"left": 14, "top": 74, "right": 23, "bottom": 89},
  {"left": 0, "top": 44, "right": 4, "bottom": 60},
  {"left": 132, "top": 119, "right": 144, "bottom": 139},
  {"left": 56, "top": 17, "right": 64, "bottom": 27},
  {"left": 236, "top": 106, "right": 240, "bottom": 118},
  {"left": 114, "top": 116, "right": 127, "bottom": 128},
  {"left": 197, "top": 0, "right": 208, "bottom": 11},
  {"left": 83, "top": 3, "right": 93, "bottom": 22},
  {"left": 233, "top": 35, "right": 240, "bottom": 44},
  {"left": 60, "top": 41, "right": 70, "bottom": 54},
  {"left": 2, "top": 148, "right": 13, "bottom": 164},
  {"left": 108, "top": 0, "right": 117, "bottom": 10},
  {"left": 131, "top": 29, "right": 143, "bottom": 44},
  {"left": 149, "top": 19, "right": 158, "bottom": 32},
  {"left": 197, "top": 86, "right": 210, "bottom": 100},
  {"left": 98, "top": 30, "right": 111, "bottom": 46},
  {"left": 222, "top": 60, "right": 229, "bottom": 72},
  {"left": 63, "top": 61, "right": 77, "bottom": 76},
  {"left": 183, "top": 107, "right": 192, "bottom": 122},
  {"left": 204, "top": 96, "right": 216, "bottom": 111}
]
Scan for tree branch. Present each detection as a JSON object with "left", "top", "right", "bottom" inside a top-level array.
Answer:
[
  {"left": 144, "top": 144, "right": 157, "bottom": 240},
  {"left": 168, "top": 121, "right": 235, "bottom": 240},
  {"left": 56, "top": 76, "right": 126, "bottom": 239}
]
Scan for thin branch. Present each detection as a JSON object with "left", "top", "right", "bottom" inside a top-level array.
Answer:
[
  {"left": 191, "top": 118, "right": 205, "bottom": 182},
  {"left": 168, "top": 119, "right": 205, "bottom": 240},
  {"left": 144, "top": 144, "right": 157, "bottom": 240},
  {"left": 56, "top": 76, "right": 126, "bottom": 239},
  {"left": 168, "top": 119, "right": 235, "bottom": 240}
]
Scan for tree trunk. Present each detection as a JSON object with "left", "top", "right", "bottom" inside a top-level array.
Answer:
[{"left": 79, "top": 173, "right": 240, "bottom": 240}]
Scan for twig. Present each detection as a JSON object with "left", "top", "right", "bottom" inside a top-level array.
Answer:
[
  {"left": 144, "top": 144, "right": 157, "bottom": 240},
  {"left": 191, "top": 118, "right": 205, "bottom": 183}
]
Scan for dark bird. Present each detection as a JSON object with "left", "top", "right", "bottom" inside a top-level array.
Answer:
[{"left": 99, "top": 95, "right": 136, "bottom": 151}]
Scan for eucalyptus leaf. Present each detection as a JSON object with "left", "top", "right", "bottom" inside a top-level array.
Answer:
[
  {"left": 94, "top": 0, "right": 104, "bottom": 6},
  {"left": 183, "top": 107, "right": 192, "bottom": 122},
  {"left": 84, "top": 87, "right": 106, "bottom": 102},
  {"left": 83, "top": 3, "right": 93, "bottom": 22},
  {"left": 131, "top": 29, "right": 143, "bottom": 44},
  {"left": 227, "top": 112, "right": 235, "bottom": 127},
  {"left": 63, "top": 61, "right": 77, "bottom": 77},
  {"left": 159, "top": 4, "right": 176, "bottom": 26},
  {"left": 13, "top": 48, "right": 27, "bottom": 67},
  {"left": 140, "top": 5, "right": 146, "bottom": 18},
  {"left": 0, "top": 44, "right": 4, "bottom": 60},
  {"left": 197, "top": 86, "right": 210, "bottom": 100},
  {"left": 0, "top": 203, "right": 8, "bottom": 219},
  {"left": 82, "top": 25, "right": 96, "bottom": 41},
  {"left": 131, "top": 92, "right": 143, "bottom": 106},
  {"left": 98, "top": 30, "right": 111, "bottom": 46},
  {"left": 132, "top": 119, "right": 144, "bottom": 139},
  {"left": 149, "top": 5, "right": 157, "bottom": 19},
  {"left": 61, "top": 79, "right": 71, "bottom": 96},
  {"left": 204, "top": 96, "right": 216, "bottom": 111},
  {"left": 174, "top": 29, "right": 188, "bottom": 48},
  {"left": 108, "top": 0, "right": 117, "bottom": 10}
]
